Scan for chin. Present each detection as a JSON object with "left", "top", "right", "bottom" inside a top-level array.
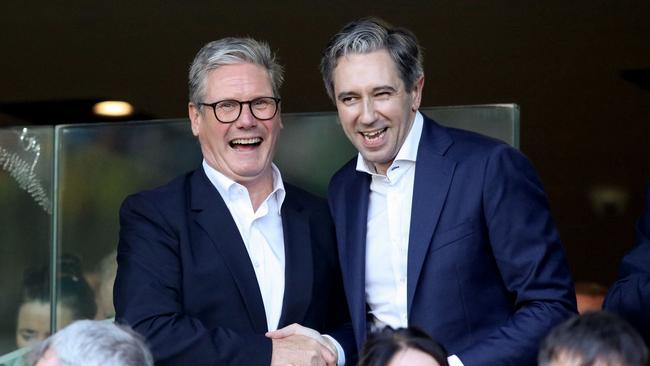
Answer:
[{"left": 235, "top": 167, "right": 268, "bottom": 180}]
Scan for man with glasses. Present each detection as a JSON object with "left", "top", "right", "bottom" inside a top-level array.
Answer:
[{"left": 114, "top": 38, "right": 353, "bottom": 366}]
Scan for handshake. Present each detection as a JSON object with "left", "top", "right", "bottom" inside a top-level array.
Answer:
[{"left": 267, "top": 323, "right": 340, "bottom": 366}]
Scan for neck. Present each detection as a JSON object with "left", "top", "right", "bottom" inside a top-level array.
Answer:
[
  {"left": 240, "top": 170, "right": 274, "bottom": 211},
  {"left": 373, "top": 161, "right": 391, "bottom": 176}
]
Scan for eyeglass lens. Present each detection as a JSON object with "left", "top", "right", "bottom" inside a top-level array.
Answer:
[{"left": 213, "top": 97, "right": 278, "bottom": 123}]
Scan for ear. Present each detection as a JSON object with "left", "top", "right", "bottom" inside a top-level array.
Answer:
[
  {"left": 411, "top": 75, "right": 425, "bottom": 112},
  {"left": 277, "top": 105, "right": 283, "bottom": 129},
  {"left": 188, "top": 102, "right": 201, "bottom": 137}
]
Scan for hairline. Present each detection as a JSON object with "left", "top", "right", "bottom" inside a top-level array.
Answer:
[
  {"left": 188, "top": 38, "right": 284, "bottom": 109},
  {"left": 320, "top": 17, "right": 424, "bottom": 103}
]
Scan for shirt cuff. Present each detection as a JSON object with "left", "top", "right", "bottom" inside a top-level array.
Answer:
[
  {"left": 323, "top": 334, "right": 345, "bottom": 366},
  {"left": 448, "top": 354, "right": 464, "bottom": 366}
]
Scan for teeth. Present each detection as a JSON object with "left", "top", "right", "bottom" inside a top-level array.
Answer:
[
  {"left": 362, "top": 128, "right": 387, "bottom": 139},
  {"left": 231, "top": 137, "right": 261, "bottom": 145}
]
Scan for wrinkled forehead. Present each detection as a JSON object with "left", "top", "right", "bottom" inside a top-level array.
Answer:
[
  {"left": 203, "top": 63, "right": 274, "bottom": 98},
  {"left": 550, "top": 350, "right": 617, "bottom": 366}
]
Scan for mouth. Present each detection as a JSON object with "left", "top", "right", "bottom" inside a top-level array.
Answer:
[
  {"left": 229, "top": 137, "right": 263, "bottom": 150},
  {"left": 360, "top": 127, "right": 387, "bottom": 142}
]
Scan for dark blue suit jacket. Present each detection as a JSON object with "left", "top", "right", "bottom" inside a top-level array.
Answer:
[
  {"left": 328, "top": 116, "right": 577, "bottom": 365},
  {"left": 114, "top": 168, "right": 354, "bottom": 365},
  {"left": 604, "top": 183, "right": 650, "bottom": 341}
]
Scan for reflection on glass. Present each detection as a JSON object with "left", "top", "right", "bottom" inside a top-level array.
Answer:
[
  {"left": 0, "top": 128, "right": 52, "bottom": 214},
  {"left": 16, "top": 255, "right": 96, "bottom": 349},
  {"left": 0, "top": 126, "right": 52, "bottom": 356},
  {"left": 88, "top": 250, "right": 117, "bottom": 320}
]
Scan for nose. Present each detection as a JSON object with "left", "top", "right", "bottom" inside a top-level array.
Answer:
[
  {"left": 234, "top": 104, "right": 257, "bottom": 128},
  {"left": 359, "top": 98, "right": 377, "bottom": 125}
]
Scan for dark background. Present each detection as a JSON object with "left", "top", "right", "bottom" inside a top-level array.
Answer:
[{"left": 1, "top": 0, "right": 649, "bottom": 286}]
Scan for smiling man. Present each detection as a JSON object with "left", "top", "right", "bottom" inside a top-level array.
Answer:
[
  {"left": 321, "top": 18, "right": 577, "bottom": 365},
  {"left": 114, "top": 38, "right": 353, "bottom": 366}
]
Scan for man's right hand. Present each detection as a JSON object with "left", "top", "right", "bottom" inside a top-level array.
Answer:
[{"left": 270, "top": 334, "right": 336, "bottom": 366}]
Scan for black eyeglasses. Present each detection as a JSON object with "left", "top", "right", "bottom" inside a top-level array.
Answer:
[{"left": 199, "top": 97, "right": 281, "bottom": 123}]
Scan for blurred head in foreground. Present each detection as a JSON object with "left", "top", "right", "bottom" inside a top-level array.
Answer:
[
  {"left": 29, "top": 320, "right": 153, "bottom": 366},
  {"left": 358, "top": 327, "right": 449, "bottom": 366},
  {"left": 538, "top": 311, "right": 648, "bottom": 366}
]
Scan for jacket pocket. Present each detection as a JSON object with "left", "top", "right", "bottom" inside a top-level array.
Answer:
[{"left": 431, "top": 220, "right": 477, "bottom": 252}]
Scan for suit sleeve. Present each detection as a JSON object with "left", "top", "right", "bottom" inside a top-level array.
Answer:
[
  {"left": 458, "top": 145, "right": 577, "bottom": 365},
  {"left": 603, "top": 184, "right": 650, "bottom": 341},
  {"left": 113, "top": 193, "right": 272, "bottom": 366}
]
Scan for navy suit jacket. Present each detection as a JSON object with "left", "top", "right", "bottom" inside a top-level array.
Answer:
[
  {"left": 328, "top": 115, "right": 577, "bottom": 365},
  {"left": 604, "top": 183, "right": 650, "bottom": 341},
  {"left": 114, "top": 168, "right": 354, "bottom": 365}
]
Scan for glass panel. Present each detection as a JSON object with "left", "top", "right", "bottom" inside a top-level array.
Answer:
[
  {"left": 0, "top": 104, "right": 519, "bottom": 359},
  {"left": 421, "top": 104, "right": 520, "bottom": 148},
  {"left": 275, "top": 112, "right": 356, "bottom": 196},
  {"left": 0, "top": 126, "right": 53, "bottom": 356},
  {"left": 53, "top": 120, "right": 200, "bottom": 328}
]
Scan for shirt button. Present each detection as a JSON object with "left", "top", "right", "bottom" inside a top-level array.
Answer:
[
  {"left": 253, "top": 261, "right": 260, "bottom": 268},
  {"left": 399, "top": 277, "right": 406, "bottom": 284}
]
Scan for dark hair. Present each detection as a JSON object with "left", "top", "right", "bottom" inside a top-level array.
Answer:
[
  {"left": 358, "top": 327, "right": 448, "bottom": 366},
  {"left": 538, "top": 311, "right": 648, "bottom": 366},
  {"left": 21, "top": 254, "right": 97, "bottom": 320},
  {"left": 320, "top": 17, "right": 423, "bottom": 102}
]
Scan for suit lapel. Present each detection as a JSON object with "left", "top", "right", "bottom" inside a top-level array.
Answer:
[
  {"left": 189, "top": 169, "right": 268, "bottom": 332},
  {"left": 407, "top": 118, "right": 456, "bottom": 314},
  {"left": 277, "top": 196, "right": 313, "bottom": 327},
  {"left": 338, "top": 170, "right": 371, "bottom": 347}
]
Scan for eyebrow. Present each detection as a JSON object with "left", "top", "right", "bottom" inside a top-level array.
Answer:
[
  {"left": 372, "top": 86, "right": 398, "bottom": 93},
  {"left": 336, "top": 91, "right": 357, "bottom": 100},
  {"left": 336, "top": 85, "right": 398, "bottom": 100}
]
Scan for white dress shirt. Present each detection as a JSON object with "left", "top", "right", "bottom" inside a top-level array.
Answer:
[
  {"left": 203, "top": 161, "right": 346, "bottom": 366},
  {"left": 203, "top": 160, "right": 286, "bottom": 331},
  {"left": 356, "top": 112, "right": 464, "bottom": 366}
]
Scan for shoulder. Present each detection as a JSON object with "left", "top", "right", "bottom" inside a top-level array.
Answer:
[
  {"left": 426, "top": 117, "right": 512, "bottom": 158},
  {"left": 329, "top": 156, "right": 360, "bottom": 190},
  {"left": 284, "top": 182, "right": 327, "bottom": 210},
  {"left": 420, "top": 118, "right": 530, "bottom": 171},
  {"left": 284, "top": 183, "right": 335, "bottom": 230},
  {"left": 121, "top": 169, "right": 196, "bottom": 214}
]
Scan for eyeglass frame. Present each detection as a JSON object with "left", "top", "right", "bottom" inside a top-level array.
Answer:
[{"left": 198, "top": 97, "right": 281, "bottom": 124}]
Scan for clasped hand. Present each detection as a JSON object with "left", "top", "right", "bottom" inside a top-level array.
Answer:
[{"left": 266, "top": 323, "right": 337, "bottom": 366}]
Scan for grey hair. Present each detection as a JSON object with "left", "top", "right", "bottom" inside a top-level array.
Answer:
[
  {"left": 320, "top": 17, "right": 424, "bottom": 102},
  {"left": 188, "top": 37, "right": 284, "bottom": 106},
  {"left": 28, "top": 320, "right": 153, "bottom": 366}
]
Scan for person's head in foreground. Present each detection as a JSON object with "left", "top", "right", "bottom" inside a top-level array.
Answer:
[
  {"left": 538, "top": 311, "right": 648, "bottom": 366},
  {"left": 357, "top": 327, "right": 449, "bottom": 366},
  {"left": 28, "top": 320, "right": 153, "bottom": 366}
]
